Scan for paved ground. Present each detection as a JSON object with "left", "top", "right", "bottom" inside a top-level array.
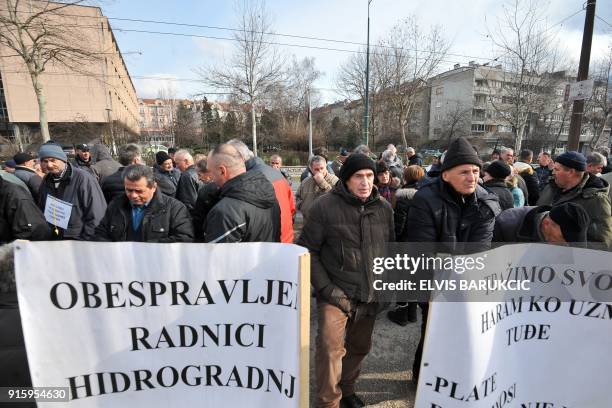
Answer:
[{"left": 307, "top": 302, "right": 421, "bottom": 407}]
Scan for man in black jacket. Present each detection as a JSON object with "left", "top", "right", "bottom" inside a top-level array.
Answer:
[
  {"left": 95, "top": 164, "right": 193, "bottom": 242},
  {"left": 38, "top": 143, "right": 106, "bottom": 240},
  {"left": 298, "top": 154, "right": 394, "bottom": 408},
  {"left": 175, "top": 149, "right": 202, "bottom": 212},
  {"left": 101, "top": 144, "right": 142, "bottom": 204},
  {"left": 401, "top": 137, "right": 501, "bottom": 384},
  {"left": 12, "top": 152, "right": 43, "bottom": 201},
  {"left": 154, "top": 151, "right": 181, "bottom": 197},
  {"left": 205, "top": 144, "right": 280, "bottom": 243}
]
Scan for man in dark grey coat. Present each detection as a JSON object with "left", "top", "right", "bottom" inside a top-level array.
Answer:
[
  {"left": 12, "top": 152, "right": 43, "bottom": 201},
  {"left": 175, "top": 149, "right": 202, "bottom": 213},
  {"left": 38, "top": 143, "right": 106, "bottom": 240},
  {"left": 205, "top": 144, "right": 280, "bottom": 243},
  {"left": 95, "top": 164, "right": 193, "bottom": 242},
  {"left": 298, "top": 154, "right": 394, "bottom": 408},
  {"left": 401, "top": 137, "right": 501, "bottom": 384},
  {"left": 493, "top": 202, "right": 590, "bottom": 245}
]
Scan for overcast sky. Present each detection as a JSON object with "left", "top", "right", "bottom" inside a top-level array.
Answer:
[{"left": 102, "top": 0, "right": 612, "bottom": 104}]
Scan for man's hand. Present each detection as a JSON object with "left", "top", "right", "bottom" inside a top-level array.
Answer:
[
  {"left": 313, "top": 171, "right": 325, "bottom": 185},
  {"left": 319, "top": 284, "right": 353, "bottom": 315}
]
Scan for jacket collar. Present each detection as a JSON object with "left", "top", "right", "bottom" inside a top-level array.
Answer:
[
  {"left": 517, "top": 206, "right": 551, "bottom": 241},
  {"left": 332, "top": 181, "right": 381, "bottom": 208}
]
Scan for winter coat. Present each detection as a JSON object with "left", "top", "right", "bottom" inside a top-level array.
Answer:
[
  {"left": 246, "top": 157, "right": 295, "bottom": 243},
  {"left": 192, "top": 182, "right": 221, "bottom": 242},
  {"left": 297, "top": 182, "right": 394, "bottom": 304},
  {"left": 13, "top": 166, "right": 43, "bottom": 202},
  {"left": 101, "top": 167, "right": 126, "bottom": 204},
  {"left": 175, "top": 165, "right": 202, "bottom": 213},
  {"left": 91, "top": 144, "right": 121, "bottom": 184},
  {"left": 296, "top": 172, "right": 339, "bottom": 220},
  {"left": 515, "top": 174, "right": 529, "bottom": 204},
  {"left": 512, "top": 186, "right": 525, "bottom": 207},
  {"left": 400, "top": 178, "right": 501, "bottom": 253},
  {"left": 205, "top": 171, "right": 281, "bottom": 243},
  {"left": 408, "top": 153, "right": 423, "bottom": 167},
  {"left": 515, "top": 165, "right": 540, "bottom": 205},
  {"left": 483, "top": 179, "right": 514, "bottom": 210},
  {"left": 38, "top": 163, "right": 107, "bottom": 240},
  {"left": 71, "top": 155, "right": 99, "bottom": 180},
  {"left": 537, "top": 173, "right": 612, "bottom": 247},
  {"left": 536, "top": 166, "right": 553, "bottom": 190},
  {"left": 330, "top": 158, "right": 344, "bottom": 176},
  {"left": 94, "top": 189, "right": 193, "bottom": 242},
  {"left": 394, "top": 184, "right": 418, "bottom": 240},
  {"left": 601, "top": 172, "right": 612, "bottom": 203},
  {"left": 154, "top": 165, "right": 181, "bottom": 197},
  {"left": 0, "top": 170, "right": 29, "bottom": 192},
  {"left": 300, "top": 162, "right": 335, "bottom": 182},
  {"left": 493, "top": 206, "right": 549, "bottom": 243},
  {"left": 0, "top": 177, "right": 50, "bottom": 243}
]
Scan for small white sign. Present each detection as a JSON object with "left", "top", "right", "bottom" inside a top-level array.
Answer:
[
  {"left": 568, "top": 79, "right": 594, "bottom": 102},
  {"left": 43, "top": 194, "right": 73, "bottom": 230}
]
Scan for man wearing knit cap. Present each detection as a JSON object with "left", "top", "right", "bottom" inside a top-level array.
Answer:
[
  {"left": 482, "top": 160, "right": 514, "bottom": 210},
  {"left": 537, "top": 151, "right": 611, "bottom": 247},
  {"left": 37, "top": 143, "right": 106, "bottom": 240},
  {"left": 298, "top": 153, "right": 394, "bottom": 408},
  {"left": 153, "top": 150, "right": 181, "bottom": 197},
  {"left": 13, "top": 152, "right": 43, "bottom": 201},
  {"left": 494, "top": 202, "right": 590, "bottom": 245},
  {"left": 399, "top": 137, "right": 501, "bottom": 384}
]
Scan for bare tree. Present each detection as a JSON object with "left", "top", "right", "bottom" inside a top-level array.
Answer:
[
  {"left": 0, "top": 0, "right": 102, "bottom": 142},
  {"left": 377, "top": 16, "right": 449, "bottom": 150},
  {"left": 487, "top": 0, "right": 563, "bottom": 151},
  {"left": 196, "top": 0, "right": 284, "bottom": 156},
  {"left": 585, "top": 47, "right": 612, "bottom": 150},
  {"left": 440, "top": 100, "right": 472, "bottom": 146}
]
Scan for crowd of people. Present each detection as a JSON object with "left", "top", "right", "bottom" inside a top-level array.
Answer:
[{"left": 0, "top": 136, "right": 611, "bottom": 408}]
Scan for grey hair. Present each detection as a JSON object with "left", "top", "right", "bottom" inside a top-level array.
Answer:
[
  {"left": 174, "top": 149, "right": 194, "bottom": 164},
  {"left": 308, "top": 155, "right": 326, "bottom": 169},
  {"left": 211, "top": 143, "right": 246, "bottom": 171},
  {"left": 353, "top": 144, "right": 371, "bottom": 155},
  {"left": 270, "top": 154, "right": 282, "bottom": 162},
  {"left": 381, "top": 149, "right": 394, "bottom": 161},
  {"left": 195, "top": 158, "right": 208, "bottom": 173},
  {"left": 226, "top": 139, "right": 254, "bottom": 161},
  {"left": 122, "top": 164, "right": 156, "bottom": 188},
  {"left": 587, "top": 152, "right": 607, "bottom": 167},
  {"left": 118, "top": 144, "right": 141, "bottom": 166},
  {"left": 406, "top": 147, "right": 415, "bottom": 154},
  {"left": 500, "top": 146, "right": 513, "bottom": 155}
]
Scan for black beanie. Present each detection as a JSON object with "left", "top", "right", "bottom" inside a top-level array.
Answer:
[
  {"left": 13, "top": 152, "right": 34, "bottom": 165},
  {"left": 156, "top": 151, "right": 172, "bottom": 166},
  {"left": 376, "top": 161, "right": 389, "bottom": 174},
  {"left": 485, "top": 160, "right": 511, "bottom": 179},
  {"left": 548, "top": 202, "right": 590, "bottom": 243},
  {"left": 339, "top": 153, "right": 376, "bottom": 183},
  {"left": 441, "top": 137, "right": 482, "bottom": 172}
]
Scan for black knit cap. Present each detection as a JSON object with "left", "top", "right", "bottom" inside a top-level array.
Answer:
[
  {"left": 441, "top": 137, "right": 482, "bottom": 172},
  {"left": 339, "top": 153, "right": 376, "bottom": 183},
  {"left": 376, "top": 161, "right": 389, "bottom": 174},
  {"left": 485, "top": 160, "right": 511, "bottom": 179},
  {"left": 548, "top": 202, "right": 590, "bottom": 243},
  {"left": 156, "top": 151, "right": 172, "bottom": 166},
  {"left": 13, "top": 152, "right": 34, "bottom": 165},
  {"left": 555, "top": 151, "right": 586, "bottom": 172}
]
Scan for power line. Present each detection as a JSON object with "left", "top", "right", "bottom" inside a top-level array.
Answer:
[
  {"left": 0, "top": 7, "right": 586, "bottom": 64},
  {"left": 595, "top": 14, "right": 612, "bottom": 28}
]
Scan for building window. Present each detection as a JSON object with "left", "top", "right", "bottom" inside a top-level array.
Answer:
[
  {"left": 471, "top": 124, "right": 485, "bottom": 132},
  {"left": 435, "top": 87, "right": 444, "bottom": 95}
]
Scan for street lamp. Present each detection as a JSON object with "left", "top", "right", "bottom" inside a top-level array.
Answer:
[{"left": 363, "top": 0, "right": 373, "bottom": 147}]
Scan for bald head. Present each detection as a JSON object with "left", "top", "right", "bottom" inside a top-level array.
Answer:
[{"left": 207, "top": 143, "right": 246, "bottom": 187}]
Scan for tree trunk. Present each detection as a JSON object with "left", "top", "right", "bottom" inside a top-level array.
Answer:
[
  {"left": 400, "top": 120, "right": 408, "bottom": 151},
  {"left": 31, "top": 73, "right": 50, "bottom": 142},
  {"left": 251, "top": 103, "right": 258, "bottom": 157}
]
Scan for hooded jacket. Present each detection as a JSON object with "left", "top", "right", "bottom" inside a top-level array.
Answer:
[
  {"left": 400, "top": 177, "right": 501, "bottom": 253},
  {"left": 205, "top": 171, "right": 281, "bottom": 243},
  {"left": 297, "top": 182, "right": 394, "bottom": 304},
  {"left": 38, "top": 162, "right": 107, "bottom": 240},
  {"left": 537, "top": 173, "right": 612, "bottom": 246},
  {"left": 91, "top": 144, "right": 121, "bottom": 183},
  {"left": 246, "top": 157, "right": 295, "bottom": 243},
  {"left": 94, "top": 188, "right": 193, "bottom": 242}
]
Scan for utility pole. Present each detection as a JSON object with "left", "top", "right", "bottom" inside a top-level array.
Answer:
[
  {"left": 567, "top": 0, "right": 596, "bottom": 152},
  {"left": 308, "top": 89, "right": 313, "bottom": 157},
  {"left": 363, "top": 0, "right": 372, "bottom": 147}
]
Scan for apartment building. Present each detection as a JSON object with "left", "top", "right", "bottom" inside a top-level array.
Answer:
[{"left": 0, "top": 3, "right": 139, "bottom": 145}]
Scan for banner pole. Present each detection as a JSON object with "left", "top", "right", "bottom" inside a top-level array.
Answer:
[{"left": 298, "top": 254, "right": 311, "bottom": 408}]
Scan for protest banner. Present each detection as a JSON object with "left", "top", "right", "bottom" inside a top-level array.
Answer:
[
  {"left": 14, "top": 241, "right": 310, "bottom": 407},
  {"left": 414, "top": 243, "right": 612, "bottom": 408}
]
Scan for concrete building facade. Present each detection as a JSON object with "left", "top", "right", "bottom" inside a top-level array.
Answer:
[{"left": 0, "top": 3, "right": 139, "bottom": 147}]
